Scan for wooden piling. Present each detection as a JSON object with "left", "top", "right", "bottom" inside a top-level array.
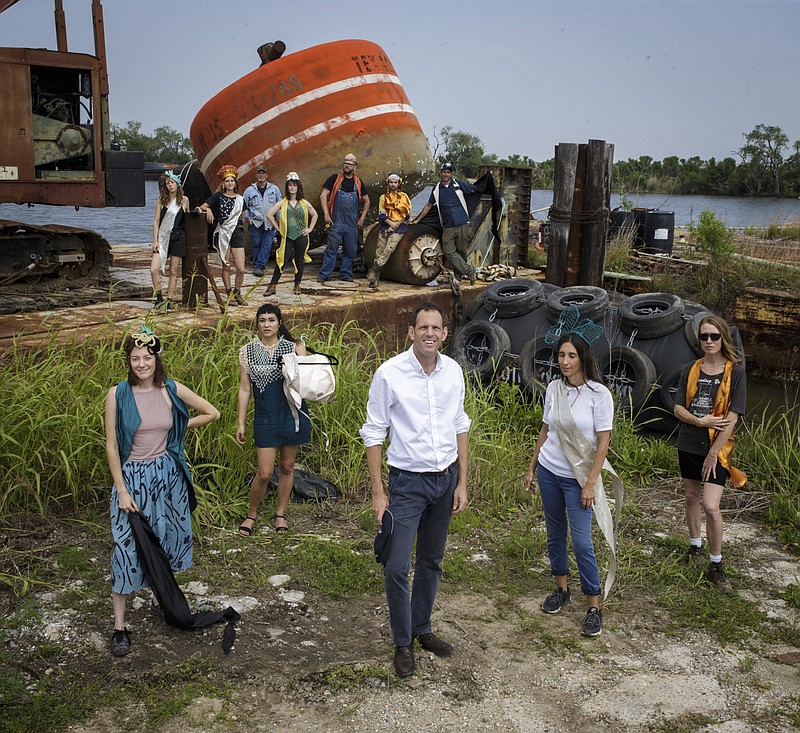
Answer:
[{"left": 546, "top": 140, "right": 614, "bottom": 288}]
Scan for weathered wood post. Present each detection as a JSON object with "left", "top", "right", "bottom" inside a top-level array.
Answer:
[
  {"left": 476, "top": 165, "right": 533, "bottom": 267},
  {"left": 546, "top": 139, "right": 614, "bottom": 287},
  {"left": 182, "top": 212, "right": 209, "bottom": 307}
]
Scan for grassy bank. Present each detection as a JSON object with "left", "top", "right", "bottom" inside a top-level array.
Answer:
[{"left": 2, "top": 321, "right": 800, "bottom": 732}]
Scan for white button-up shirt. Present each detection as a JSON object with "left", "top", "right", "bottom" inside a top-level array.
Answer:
[{"left": 360, "top": 347, "right": 471, "bottom": 472}]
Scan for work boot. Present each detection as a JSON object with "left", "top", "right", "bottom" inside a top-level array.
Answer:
[
  {"left": 225, "top": 288, "right": 238, "bottom": 307},
  {"left": 153, "top": 291, "right": 164, "bottom": 309},
  {"left": 366, "top": 267, "right": 379, "bottom": 289},
  {"left": 264, "top": 283, "right": 277, "bottom": 297},
  {"left": 233, "top": 288, "right": 246, "bottom": 306},
  {"left": 709, "top": 561, "right": 732, "bottom": 593}
]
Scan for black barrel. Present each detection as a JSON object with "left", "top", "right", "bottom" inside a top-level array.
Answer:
[
  {"left": 642, "top": 210, "right": 675, "bottom": 255},
  {"left": 608, "top": 210, "right": 636, "bottom": 241}
]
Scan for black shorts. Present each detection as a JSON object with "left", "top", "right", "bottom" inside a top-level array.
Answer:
[
  {"left": 166, "top": 230, "right": 186, "bottom": 258},
  {"left": 678, "top": 450, "right": 729, "bottom": 487}
]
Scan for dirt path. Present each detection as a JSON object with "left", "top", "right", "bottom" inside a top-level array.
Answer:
[{"left": 5, "top": 487, "right": 800, "bottom": 733}]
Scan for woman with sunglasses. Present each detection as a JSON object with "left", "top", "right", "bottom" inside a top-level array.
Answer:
[
  {"left": 105, "top": 327, "right": 220, "bottom": 657},
  {"left": 674, "top": 314, "right": 746, "bottom": 593}
]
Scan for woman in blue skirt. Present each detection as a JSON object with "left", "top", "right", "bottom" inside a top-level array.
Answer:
[
  {"left": 105, "top": 327, "right": 220, "bottom": 656},
  {"left": 236, "top": 303, "right": 311, "bottom": 536}
]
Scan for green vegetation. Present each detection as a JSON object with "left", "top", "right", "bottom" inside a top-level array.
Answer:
[
  {"left": 111, "top": 120, "right": 194, "bottom": 164},
  {"left": 430, "top": 122, "right": 800, "bottom": 197},
  {"left": 2, "top": 321, "right": 800, "bottom": 731},
  {"left": 689, "top": 210, "right": 735, "bottom": 257}
]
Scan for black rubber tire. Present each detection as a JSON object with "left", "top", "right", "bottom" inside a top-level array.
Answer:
[
  {"left": 545, "top": 286, "right": 609, "bottom": 324},
  {"left": 619, "top": 292, "right": 686, "bottom": 338},
  {"left": 483, "top": 278, "right": 543, "bottom": 318},
  {"left": 659, "top": 363, "right": 689, "bottom": 414},
  {"left": 451, "top": 321, "right": 511, "bottom": 382},
  {"left": 597, "top": 346, "right": 657, "bottom": 413},
  {"left": 518, "top": 336, "right": 560, "bottom": 395},
  {"left": 684, "top": 308, "right": 713, "bottom": 357},
  {"left": 464, "top": 292, "right": 485, "bottom": 321}
]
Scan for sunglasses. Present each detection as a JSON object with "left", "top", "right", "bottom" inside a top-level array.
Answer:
[{"left": 699, "top": 332, "right": 721, "bottom": 342}]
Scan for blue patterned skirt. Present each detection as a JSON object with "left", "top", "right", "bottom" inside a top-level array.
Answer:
[{"left": 110, "top": 452, "right": 193, "bottom": 594}]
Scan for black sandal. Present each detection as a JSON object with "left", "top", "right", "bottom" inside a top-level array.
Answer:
[
  {"left": 272, "top": 514, "right": 289, "bottom": 534},
  {"left": 238, "top": 515, "right": 257, "bottom": 536}
]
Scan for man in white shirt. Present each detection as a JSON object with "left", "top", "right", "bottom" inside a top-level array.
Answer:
[{"left": 360, "top": 302, "right": 470, "bottom": 678}]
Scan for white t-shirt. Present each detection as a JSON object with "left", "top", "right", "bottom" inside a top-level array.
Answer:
[{"left": 538, "top": 379, "right": 614, "bottom": 479}]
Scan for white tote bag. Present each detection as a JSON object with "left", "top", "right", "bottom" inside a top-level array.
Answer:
[{"left": 281, "top": 350, "right": 337, "bottom": 431}]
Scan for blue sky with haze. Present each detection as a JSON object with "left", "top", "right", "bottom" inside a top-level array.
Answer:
[{"left": 2, "top": 0, "right": 797, "bottom": 163}]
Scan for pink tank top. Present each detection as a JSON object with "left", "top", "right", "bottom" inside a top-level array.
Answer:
[{"left": 128, "top": 388, "right": 172, "bottom": 461}]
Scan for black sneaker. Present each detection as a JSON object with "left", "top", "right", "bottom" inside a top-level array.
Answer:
[
  {"left": 110, "top": 629, "right": 131, "bottom": 657},
  {"left": 686, "top": 544, "right": 705, "bottom": 564},
  {"left": 581, "top": 608, "right": 602, "bottom": 637},
  {"left": 542, "top": 587, "right": 571, "bottom": 614},
  {"left": 709, "top": 561, "right": 732, "bottom": 593}
]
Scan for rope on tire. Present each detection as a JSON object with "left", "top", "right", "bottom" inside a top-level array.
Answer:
[{"left": 476, "top": 264, "right": 517, "bottom": 282}]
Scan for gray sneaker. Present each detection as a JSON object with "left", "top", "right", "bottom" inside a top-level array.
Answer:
[
  {"left": 709, "top": 561, "right": 732, "bottom": 593},
  {"left": 581, "top": 608, "right": 602, "bottom": 637},
  {"left": 542, "top": 587, "right": 571, "bottom": 614}
]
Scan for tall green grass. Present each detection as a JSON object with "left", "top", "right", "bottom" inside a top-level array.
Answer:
[{"left": 1, "top": 322, "right": 798, "bottom": 547}]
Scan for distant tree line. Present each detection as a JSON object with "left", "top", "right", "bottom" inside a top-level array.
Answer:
[
  {"left": 112, "top": 119, "right": 800, "bottom": 197},
  {"left": 430, "top": 123, "right": 800, "bottom": 198},
  {"left": 111, "top": 121, "right": 194, "bottom": 164}
]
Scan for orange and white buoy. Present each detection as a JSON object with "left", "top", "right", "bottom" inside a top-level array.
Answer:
[{"left": 190, "top": 40, "right": 433, "bottom": 208}]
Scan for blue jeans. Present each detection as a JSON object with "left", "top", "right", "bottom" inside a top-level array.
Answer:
[
  {"left": 384, "top": 464, "right": 457, "bottom": 647},
  {"left": 537, "top": 463, "right": 601, "bottom": 597},
  {"left": 249, "top": 225, "right": 276, "bottom": 270},
  {"left": 319, "top": 188, "right": 359, "bottom": 279}
]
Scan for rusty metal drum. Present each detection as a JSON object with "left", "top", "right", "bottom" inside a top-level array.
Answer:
[{"left": 190, "top": 40, "right": 433, "bottom": 212}]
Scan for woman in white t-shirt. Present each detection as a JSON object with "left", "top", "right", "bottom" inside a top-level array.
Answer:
[{"left": 524, "top": 333, "right": 614, "bottom": 638}]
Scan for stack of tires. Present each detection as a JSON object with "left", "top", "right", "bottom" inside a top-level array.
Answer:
[{"left": 451, "top": 279, "right": 743, "bottom": 434}]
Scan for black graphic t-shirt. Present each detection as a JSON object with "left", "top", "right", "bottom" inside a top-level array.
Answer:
[{"left": 675, "top": 364, "right": 746, "bottom": 455}]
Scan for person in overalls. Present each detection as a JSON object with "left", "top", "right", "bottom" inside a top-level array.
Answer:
[{"left": 317, "top": 153, "right": 370, "bottom": 282}]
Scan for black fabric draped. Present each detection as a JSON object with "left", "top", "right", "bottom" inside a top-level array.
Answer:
[{"left": 128, "top": 512, "right": 240, "bottom": 654}]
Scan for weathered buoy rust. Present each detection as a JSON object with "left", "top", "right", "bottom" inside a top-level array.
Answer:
[{"left": 190, "top": 40, "right": 433, "bottom": 207}]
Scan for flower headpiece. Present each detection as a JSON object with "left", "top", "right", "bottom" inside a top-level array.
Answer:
[
  {"left": 286, "top": 171, "right": 301, "bottom": 182},
  {"left": 217, "top": 164, "right": 238, "bottom": 180},
  {"left": 132, "top": 325, "right": 162, "bottom": 354},
  {"left": 544, "top": 304, "right": 603, "bottom": 346},
  {"left": 164, "top": 171, "right": 182, "bottom": 186}
]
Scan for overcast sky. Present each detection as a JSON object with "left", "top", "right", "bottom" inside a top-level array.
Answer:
[{"left": 1, "top": 0, "right": 797, "bottom": 164}]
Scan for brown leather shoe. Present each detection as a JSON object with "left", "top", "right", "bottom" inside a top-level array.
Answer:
[
  {"left": 393, "top": 644, "right": 415, "bottom": 677},
  {"left": 415, "top": 632, "right": 453, "bottom": 657},
  {"left": 264, "top": 283, "right": 277, "bottom": 297},
  {"left": 293, "top": 283, "right": 302, "bottom": 295}
]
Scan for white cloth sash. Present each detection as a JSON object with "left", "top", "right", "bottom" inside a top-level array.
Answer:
[
  {"left": 214, "top": 195, "right": 244, "bottom": 265},
  {"left": 157, "top": 198, "right": 180, "bottom": 274},
  {"left": 550, "top": 379, "right": 624, "bottom": 599}
]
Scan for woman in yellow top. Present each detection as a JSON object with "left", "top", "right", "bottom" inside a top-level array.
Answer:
[
  {"left": 673, "top": 314, "right": 746, "bottom": 593},
  {"left": 264, "top": 172, "right": 318, "bottom": 296}
]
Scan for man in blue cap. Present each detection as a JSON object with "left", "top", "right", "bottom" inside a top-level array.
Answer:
[
  {"left": 360, "top": 301, "right": 470, "bottom": 678},
  {"left": 411, "top": 163, "right": 476, "bottom": 284},
  {"left": 243, "top": 165, "right": 281, "bottom": 277}
]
